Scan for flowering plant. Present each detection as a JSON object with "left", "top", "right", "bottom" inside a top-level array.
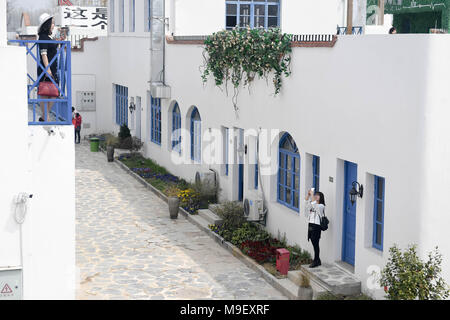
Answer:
[
  {"left": 201, "top": 27, "right": 292, "bottom": 110},
  {"left": 178, "top": 188, "right": 200, "bottom": 214}
]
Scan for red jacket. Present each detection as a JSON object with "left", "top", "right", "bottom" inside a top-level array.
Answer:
[{"left": 74, "top": 115, "right": 82, "bottom": 128}]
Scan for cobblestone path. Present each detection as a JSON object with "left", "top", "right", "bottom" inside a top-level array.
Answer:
[{"left": 75, "top": 143, "right": 286, "bottom": 300}]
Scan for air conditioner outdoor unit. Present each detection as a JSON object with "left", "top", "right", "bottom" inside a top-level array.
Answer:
[
  {"left": 195, "top": 170, "right": 217, "bottom": 189},
  {"left": 150, "top": 83, "right": 171, "bottom": 99},
  {"left": 244, "top": 197, "right": 264, "bottom": 221}
]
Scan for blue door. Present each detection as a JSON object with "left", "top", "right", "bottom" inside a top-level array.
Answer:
[
  {"left": 342, "top": 161, "right": 357, "bottom": 265},
  {"left": 238, "top": 128, "right": 244, "bottom": 201}
]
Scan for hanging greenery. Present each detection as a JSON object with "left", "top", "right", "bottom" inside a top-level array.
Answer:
[{"left": 201, "top": 27, "right": 292, "bottom": 110}]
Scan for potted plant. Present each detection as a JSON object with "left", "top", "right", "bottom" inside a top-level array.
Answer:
[
  {"left": 106, "top": 135, "right": 119, "bottom": 162},
  {"left": 297, "top": 274, "right": 313, "bottom": 300},
  {"left": 166, "top": 186, "right": 181, "bottom": 219}
]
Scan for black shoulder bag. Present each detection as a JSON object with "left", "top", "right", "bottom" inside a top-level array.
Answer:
[{"left": 320, "top": 208, "right": 329, "bottom": 231}]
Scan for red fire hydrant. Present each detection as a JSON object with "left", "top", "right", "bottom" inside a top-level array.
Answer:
[{"left": 276, "top": 248, "right": 290, "bottom": 275}]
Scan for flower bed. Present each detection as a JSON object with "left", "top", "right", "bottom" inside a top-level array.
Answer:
[
  {"left": 117, "top": 153, "right": 214, "bottom": 214},
  {"left": 209, "top": 207, "right": 312, "bottom": 276}
]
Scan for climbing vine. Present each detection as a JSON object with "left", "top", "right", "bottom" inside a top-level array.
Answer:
[{"left": 201, "top": 27, "right": 292, "bottom": 110}]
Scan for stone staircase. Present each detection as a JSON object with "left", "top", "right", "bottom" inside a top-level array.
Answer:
[{"left": 299, "top": 263, "right": 361, "bottom": 296}]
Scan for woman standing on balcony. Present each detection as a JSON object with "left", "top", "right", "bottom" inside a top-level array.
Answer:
[
  {"left": 304, "top": 189, "right": 326, "bottom": 268},
  {"left": 37, "top": 13, "right": 58, "bottom": 122}
]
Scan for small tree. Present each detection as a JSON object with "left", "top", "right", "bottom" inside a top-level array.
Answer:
[
  {"left": 118, "top": 124, "right": 131, "bottom": 141},
  {"left": 380, "top": 244, "right": 449, "bottom": 300}
]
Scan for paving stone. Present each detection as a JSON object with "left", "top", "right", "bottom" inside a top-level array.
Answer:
[{"left": 75, "top": 143, "right": 286, "bottom": 300}]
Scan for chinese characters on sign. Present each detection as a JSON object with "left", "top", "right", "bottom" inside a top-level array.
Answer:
[{"left": 61, "top": 7, "right": 108, "bottom": 30}]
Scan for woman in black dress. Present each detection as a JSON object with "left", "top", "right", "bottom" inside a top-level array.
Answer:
[{"left": 37, "top": 14, "right": 58, "bottom": 122}]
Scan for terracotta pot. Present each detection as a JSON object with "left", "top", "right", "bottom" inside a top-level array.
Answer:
[
  {"left": 107, "top": 146, "right": 115, "bottom": 162},
  {"left": 168, "top": 197, "right": 180, "bottom": 219}
]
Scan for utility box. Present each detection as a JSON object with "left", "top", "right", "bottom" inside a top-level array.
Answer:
[
  {"left": 276, "top": 248, "right": 290, "bottom": 275},
  {"left": 0, "top": 269, "right": 23, "bottom": 300}
]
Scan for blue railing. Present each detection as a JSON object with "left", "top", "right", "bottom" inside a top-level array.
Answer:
[
  {"left": 9, "top": 40, "right": 72, "bottom": 125},
  {"left": 337, "top": 26, "right": 363, "bottom": 35}
]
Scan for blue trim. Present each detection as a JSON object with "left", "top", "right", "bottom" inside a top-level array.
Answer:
[
  {"left": 373, "top": 176, "right": 385, "bottom": 251},
  {"left": 147, "top": 0, "right": 152, "bottom": 32},
  {"left": 151, "top": 96, "right": 161, "bottom": 145},
  {"left": 120, "top": 0, "right": 125, "bottom": 32},
  {"left": 190, "top": 107, "right": 201, "bottom": 162},
  {"left": 225, "top": 0, "right": 280, "bottom": 30},
  {"left": 277, "top": 133, "right": 300, "bottom": 212},
  {"left": 171, "top": 103, "right": 181, "bottom": 152},
  {"left": 342, "top": 161, "right": 357, "bottom": 266},
  {"left": 115, "top": 84, "right": 128, "bottom": 126},
  {"left": 9, "top": 40, "right": 72, "bottom": 125},
  {"left": 312, "top": 155, "right": 320, "bottom": 191}
]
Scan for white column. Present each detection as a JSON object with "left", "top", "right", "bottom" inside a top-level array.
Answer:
[{"left": 0, "top": 0, "right": 7, "bottom": 47}]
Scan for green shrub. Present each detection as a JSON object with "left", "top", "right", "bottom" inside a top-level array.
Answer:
[
  {"left": 379, "top": 244, "right": 449, "bottom": 300},
  {"left": 215, "top": 201, "right": 246, "bottom": 231},
  {"left": 230, "top": 222, "right": 270, "bottom": 246},
  {"left": 118, "top": 124, "right": 131, "bottom": 141}
]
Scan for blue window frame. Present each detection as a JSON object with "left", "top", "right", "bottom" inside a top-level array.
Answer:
[
  {"left": 146, "top": 0, "right": 152, "bottom": 32},
  {"left": 172, "top": 103, "right": 181, "bottom": 152},
  {"left": 373, "top": 176, "right": 385, "bottom": 250},
  {"left": 224, "top": 127, "right": 229, "bottom": 175},
  {"left": 225, "top": 0, "right": 280, "bottom": 30},
  {"left": 312, "top": 155, "right": 320, "bottom": 191},
  {"left": 190, "top": 107, "right": 201, "bottom": 162},
  {"left": 130, "top": 0, "right": 135, "bottom": 32},
  {"left": 115, "top": 84, "right": 128, "bottom": 126},
  {"left": 278, "top": 133, "right": 300, "bottom": 211},
  {"left": 151, "top": 96, "right": 161, "bottom": 145},
  {"left": 120, "top": 0, "right": 124, "bottom": 32}
]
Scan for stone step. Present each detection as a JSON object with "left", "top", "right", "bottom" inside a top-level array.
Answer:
[
  {"left": 186, "top": 213, "right": 211, "bottom": 233},
  {"left": 288, "top": 270, "right": 329, "bottom": 299},
  {"left": 198, "top": 209, "right": 222, "bottom": 226},
  {"left": 300, "top": 263, "right": 361, "bottom": 296}
]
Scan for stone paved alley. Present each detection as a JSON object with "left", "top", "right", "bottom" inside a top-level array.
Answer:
[{"left": 75, "top": 143, "right": 287, "bottom": 300}]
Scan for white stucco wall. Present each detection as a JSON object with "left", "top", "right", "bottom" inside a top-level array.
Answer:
[
  {"left": 23, "top": 126, "right": 76, "bottom": 299},
  {"left": 157, "top": 34, "right": 450, "bottom": 299},
  {"left": 1, "top": 7, "right": 75, "bottom": 298}
]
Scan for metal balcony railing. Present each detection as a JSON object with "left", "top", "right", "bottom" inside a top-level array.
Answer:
[
  {"left": 9, "top": 40, "right": 72, "bottom": 125},
  {"left": 337, "top": 26, "right": 364, "bottom": 35}
]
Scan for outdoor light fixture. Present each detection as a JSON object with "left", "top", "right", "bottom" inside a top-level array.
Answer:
[
  {"left": 349, "top": 181, "right": 363, "bottom": 205},
  {"left": 129, "top": 98, "right": 136, "bottom": 114}
]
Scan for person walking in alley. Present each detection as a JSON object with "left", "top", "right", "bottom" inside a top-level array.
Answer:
[
  {"left": 304, "top": 189, "right": 326, "bottom": 268},
  {"left": 37, "top": 13, "right": 59, "bottom": 122},
  {"left": 74, "top": 113, "right": 82, "bottom": 144}
]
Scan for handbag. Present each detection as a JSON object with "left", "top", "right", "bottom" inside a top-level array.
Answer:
[
  {"left": 38, "top": 77, "right": 59, "bottom": 97},
  {"left": 320, "top": 209, "right": 329, "bottom": 231}
]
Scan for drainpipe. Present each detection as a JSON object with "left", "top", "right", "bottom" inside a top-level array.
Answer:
[{"left": 150, "top": 0, "right": 171, "bottom": 99}]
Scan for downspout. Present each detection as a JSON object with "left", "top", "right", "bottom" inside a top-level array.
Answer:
[{"left": 257, "top": 128, "right": 268, "bottom": 226}]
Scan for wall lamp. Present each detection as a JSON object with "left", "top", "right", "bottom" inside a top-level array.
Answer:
[
  {"left": 129, "top": 97, "right": 136, "bottom": 114},
  {"left": 349, "top": 181, "right": 363, "bottom": 205}
]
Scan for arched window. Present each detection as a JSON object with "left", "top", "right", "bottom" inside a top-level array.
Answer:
[
  {"left": 172, "top": 103, "right": 181, "bottom": 153},
  {"left": 190, "top": 107, "right": 201, "bottom": 162},
  {"left": 278, "top": 133, "right": 300, "bottom": 211}
]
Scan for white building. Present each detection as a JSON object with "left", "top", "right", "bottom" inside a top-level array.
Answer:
[
  {"left": 73, "top": 0, "right": 450, "bottom": 299},
  {"left": 0, "top": 1, "right": 75, "bottom": 300}
]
